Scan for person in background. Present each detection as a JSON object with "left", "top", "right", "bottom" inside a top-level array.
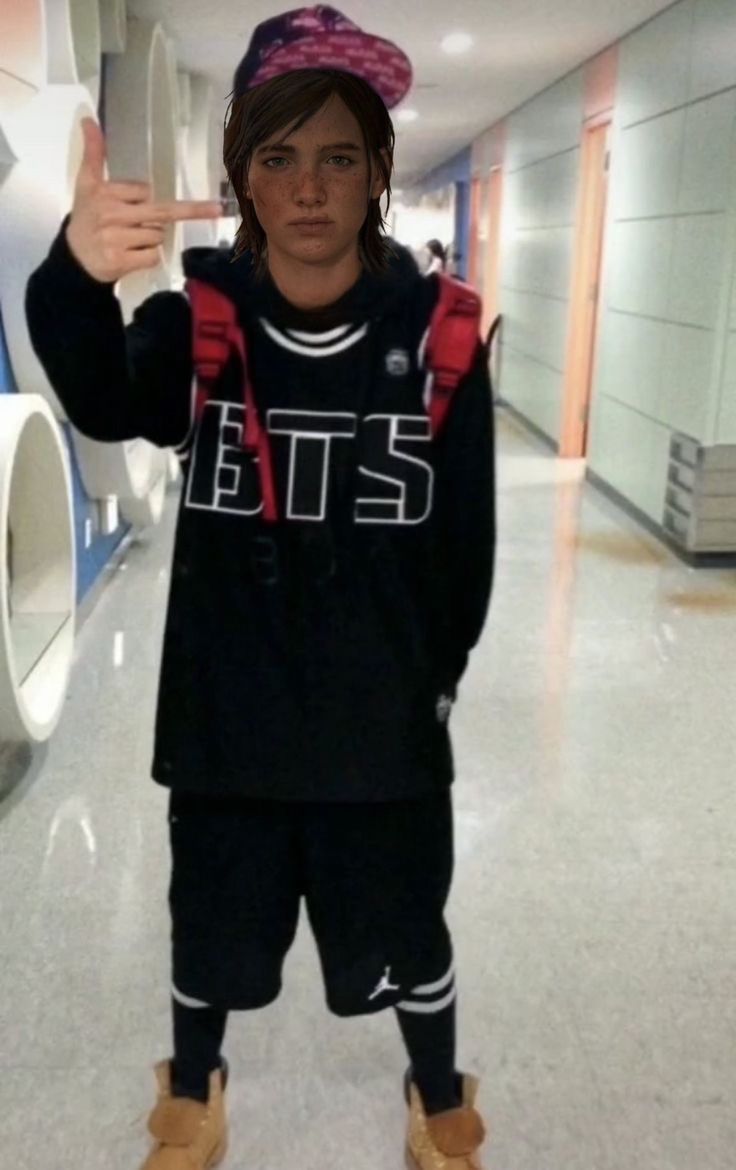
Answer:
[
  {"left": 424, "top": 237, "right": 447, "bottom": 275},
  {"left": 25, "top": 6, "right": 496, "bottom": 1170}
]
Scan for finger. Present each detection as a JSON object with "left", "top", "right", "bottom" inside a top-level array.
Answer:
[
  {"left": 77, "top": 117, "right": 107, "bottom": 188},
  {"left": 98, "top": 197, "right": 222, "bottom": 229},
  {"left": 119, "top": 246, "right": 163, "bottom": 276},
  {"left": 141, "top": 199, "right": 224, "bottom": 223},
  {"left": 103, "top": 180, "right": 153, "bottom": 203},
  {"left": 121, "top": 226, "right": 166, "bottom": 249}
]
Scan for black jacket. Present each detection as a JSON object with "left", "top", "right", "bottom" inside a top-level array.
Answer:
[{"left": 25, "top": 213, "right": 496, "bottom": 801}]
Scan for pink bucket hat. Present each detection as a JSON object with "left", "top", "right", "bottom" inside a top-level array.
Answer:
[{"left": 232, "top": 5, "right": 413, "bottom": 109}]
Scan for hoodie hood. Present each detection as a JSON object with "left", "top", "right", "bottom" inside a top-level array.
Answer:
[{"left": 181, "top": 236, "right": 423, "bottom": 330}]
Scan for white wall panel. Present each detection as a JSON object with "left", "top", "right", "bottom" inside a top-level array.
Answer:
[
  {"left": 658, "top": 323, "right": 714, "bottom": 438},
  {"left": 503, "top": 292, "right": 568, "bottom": 373},
  {"left": 504, "top": 70, "right": 584, "bottom": 172},
  {"left": 616, "top": 0, "right": 695, "bottom": 127},
  {"left": 587, "top": 394, "right": 672, "bottom": 522},
  {"left": 678, "top": 90, "right": 736, "bottom": 213},
  {"left": 592, "top": 312, "right": 664, "bottom": 419},
  {"left": 716, "top": 332, "right": 736, "bottom": 440},
  {"left": 689, "top": 0, "right": 736, "bottom": 103},
  {"left": 606, "top": 219, "right": 674, "bottom": 319},
  {"left": 539, "top": 228, "right": 575, "bottom": 299},
  {"left": 542, "top": 149, "right": 580, "bottom": 227},
  {"left": 667, "top": 214, "right": 725, "bottom": 329},
  {"left": 610, "top": 110, "right": 684, "bottom": 220},
  {"left": 507, "top": 160, "right": 550, "bottom": 230},
  {"left": 501, "top": 347, "right": 565, "bottom": 442}
]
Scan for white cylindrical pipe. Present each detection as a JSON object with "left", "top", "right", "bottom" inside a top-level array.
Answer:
[
  {"left": 180, "top": 73, "right": 221, "bottom": 250},
  {"left": 1, "top": 10, "right": 178, "bottom": 524},
  {"left": 104, "top": 18, "right": 179, "bottom": 318},
  {"left": 178, "top": 70, "right": 192, "bottom": 127},
  {"left": 44, "top": 0, "right": 102, "bottom": 108},
  {"left": 0, "top": 395, "right": 76, "bottom": 743},
  {"left": 0, "top": 85, "right": 98, "bottom": 420},
  {"left": 72, "top": 433, "right": 167, "bottom": 503},
  {"left": 119, "top": 470, "right": 167, "bottom": 529},
  {"left": 99, "top": 0, "right": 127, "bottom": 54}
]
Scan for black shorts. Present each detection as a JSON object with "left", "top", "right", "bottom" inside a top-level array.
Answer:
[{"left": 168, "top": 790, "right": 454, "bottom": 1018}]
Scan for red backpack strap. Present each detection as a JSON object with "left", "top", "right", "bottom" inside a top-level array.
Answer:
[
  {"left": 424, "top": 274, "right": 483, "bottom": 436},
  {"left": 185, "top": 276, "right": 278, "bottom": 522}
]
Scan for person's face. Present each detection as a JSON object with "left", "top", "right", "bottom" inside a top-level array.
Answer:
[{"left": 245, "top": 93, "right": 389, "bottom": 267}]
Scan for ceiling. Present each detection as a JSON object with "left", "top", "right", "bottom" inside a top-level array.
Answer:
[{"left": 127, "top": 0, "right": 677, "bottom": 187}]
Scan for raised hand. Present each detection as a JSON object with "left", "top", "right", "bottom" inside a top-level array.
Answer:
[{"left": 65, "top": 116, "right": 223, "bottom": 283}]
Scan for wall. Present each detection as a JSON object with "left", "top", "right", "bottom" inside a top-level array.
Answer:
[
  {"left": 449, "top": 0, "right": 736, "bottom": 533},
  {"left": 588, "top": 0, "right": 736, "bottom": 522},
  {"left": 496, "top": 70, "right": 584, "bottom": 446}
]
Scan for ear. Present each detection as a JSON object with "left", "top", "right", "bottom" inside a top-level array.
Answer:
[{"left": 370, "top": 148, "right": 392, "bottom": 201}]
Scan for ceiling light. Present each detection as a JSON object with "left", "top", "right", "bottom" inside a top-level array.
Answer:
[
  {"left": 441, "top": 32, "right": 474, "bottom": 55},
  {"left": 396, "top": 108, "right": 419, "bottom": 123}
]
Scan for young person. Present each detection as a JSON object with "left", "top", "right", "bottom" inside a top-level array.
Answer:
[
  {"left": 25, "top": 7, "right": 496, "bottom": 1169},
  {"left": 424, "top": 238, "right": 448, "bottom": 275}
]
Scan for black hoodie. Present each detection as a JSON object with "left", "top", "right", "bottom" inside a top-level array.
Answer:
[{"left": 25, "top": 213, "right": 495, "bottom": 801}]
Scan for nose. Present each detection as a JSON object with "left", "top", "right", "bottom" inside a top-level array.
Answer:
[{"left": 293, "top": 166, "right": 326, "bottom": 208}]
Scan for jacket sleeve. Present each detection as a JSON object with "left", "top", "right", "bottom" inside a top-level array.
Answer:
[
  {"left": 24, "top": 212, "right": 194, "bottom": 448},
  {"left": 431, "top": 337, "right": 497, "bottom": 694}
]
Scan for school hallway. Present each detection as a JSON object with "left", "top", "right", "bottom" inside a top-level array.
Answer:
[{"left": 0, "top": 409, "right": 733, "bottom": 1170}]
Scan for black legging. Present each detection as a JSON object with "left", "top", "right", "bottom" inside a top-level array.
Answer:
[{"left": 171, "top": 992, "right": 461, "bottom": 1115}]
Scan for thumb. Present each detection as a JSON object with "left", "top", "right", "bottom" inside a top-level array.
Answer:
[{"left": 76, "top": 117, "right": 107, "bottom": 189}]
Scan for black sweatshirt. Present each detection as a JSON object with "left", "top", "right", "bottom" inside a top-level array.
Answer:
[{"left": 24, "top": 213, "right": 496, "bottom": 801}]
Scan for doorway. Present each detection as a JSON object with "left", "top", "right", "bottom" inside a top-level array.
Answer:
[{"left": 560, "top": 121, "right": 611, "bottom": 459}]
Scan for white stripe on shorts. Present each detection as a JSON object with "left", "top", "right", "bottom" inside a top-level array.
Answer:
[
  {"left": 396, "top": 981, "right": 457, "bottom": 1015},
  {"left": 409, "top": 962, "right": 455, "bottom": 997},
  {"left": 172, "top": 981, "right": 212, "bottom": 1009}
]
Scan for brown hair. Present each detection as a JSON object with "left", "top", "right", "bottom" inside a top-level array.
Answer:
[{"left": 223, "top": 68, "right": 395, "bottom": 280}]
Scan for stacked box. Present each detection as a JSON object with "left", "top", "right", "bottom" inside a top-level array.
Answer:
[{"left": 663, "top": 434, "right": 736, "bottom": 553}]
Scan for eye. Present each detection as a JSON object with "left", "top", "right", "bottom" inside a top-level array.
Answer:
[{"left": 262, "top": 155, "right": 356, "bottom": 169}]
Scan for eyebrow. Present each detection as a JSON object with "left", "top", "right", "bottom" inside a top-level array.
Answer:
[{"left": 256, "top": 141, "right": 362, "bottom": 154}]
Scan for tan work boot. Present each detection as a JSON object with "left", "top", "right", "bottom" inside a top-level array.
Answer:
[
  {"left": 404, "top": 1069, "right": 488, "bottom": 1170},
  {"left": 139, "top": 1058, "right": 229, "bottom": 1169}
]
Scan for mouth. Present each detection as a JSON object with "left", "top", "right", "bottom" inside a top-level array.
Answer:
[{"left": 289, "top": 219, "right": 333, "bottom": 230}]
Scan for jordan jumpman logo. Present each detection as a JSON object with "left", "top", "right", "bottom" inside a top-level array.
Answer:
[{"left": 368, "top": 965, "right": 400, "bottom": 1000}]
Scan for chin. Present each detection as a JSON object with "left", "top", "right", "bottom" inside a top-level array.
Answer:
[{"left": 289, "top": 242, "right": 341, "bottom": 264}]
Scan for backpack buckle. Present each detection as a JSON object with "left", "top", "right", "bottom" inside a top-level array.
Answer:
[
  {"left": 194, "top": 360, "right": 224, "bottom": 383},
  {"left": 432, "top": 368, "right": 459, "bottom": 393},
  {"left": 197, "top": 319, "right": 231, "bottom": 341}
]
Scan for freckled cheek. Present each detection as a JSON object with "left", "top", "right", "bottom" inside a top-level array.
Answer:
[
  {"left": 250, "top": 175, "right": 367, "bottom": 219},
  {"left": 248, "top": 179, "right": 290, "bottom": 218}
]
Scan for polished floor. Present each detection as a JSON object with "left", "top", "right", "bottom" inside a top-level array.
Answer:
[{"left": 1, "top": 410, "right": 735, "bottom": 1170}]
